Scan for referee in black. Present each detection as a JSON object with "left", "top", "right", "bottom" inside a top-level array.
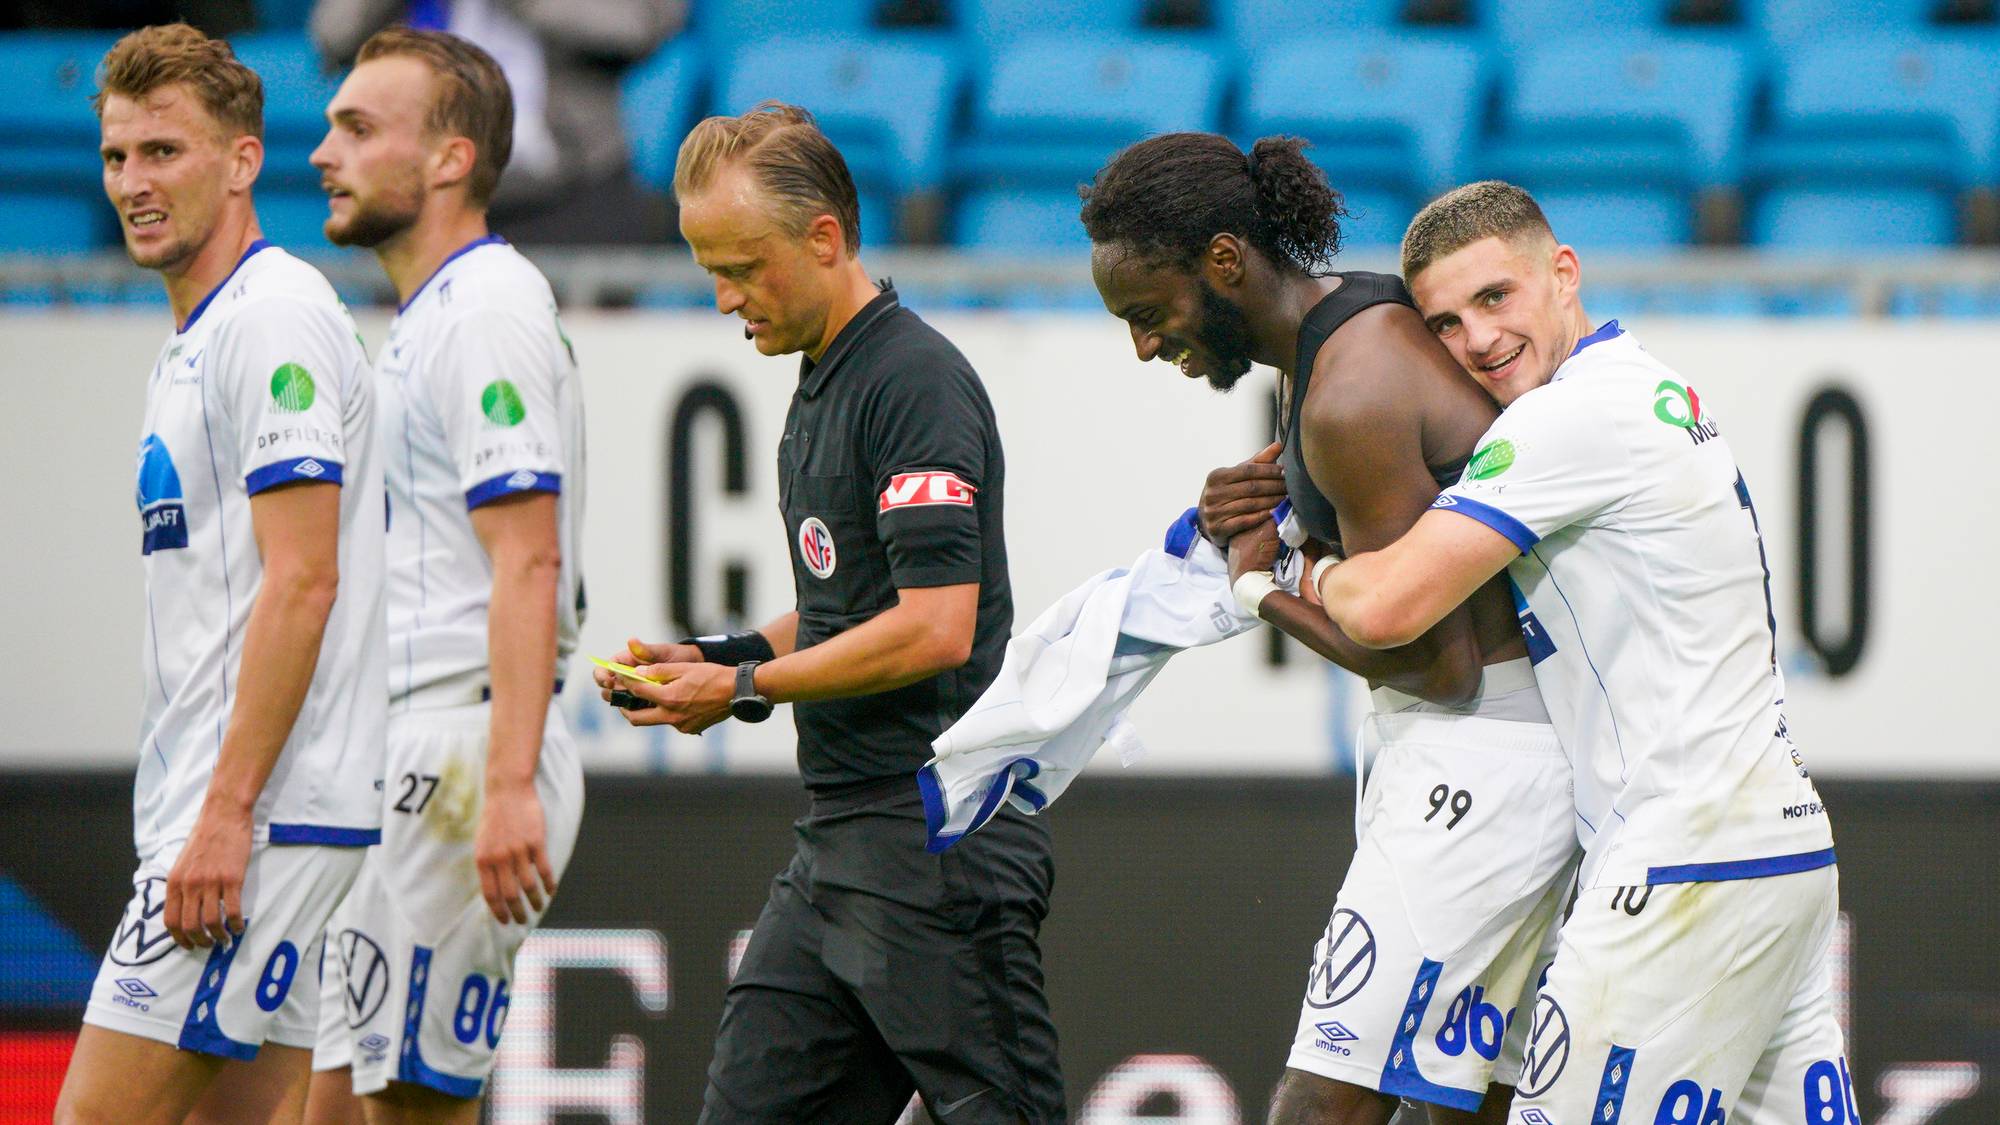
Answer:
[{"left": 593, "top": 102, "right": 1062, "bottom": 1124}]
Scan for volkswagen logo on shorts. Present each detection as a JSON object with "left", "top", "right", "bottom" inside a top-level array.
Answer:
[
  {"left": 1305, "top": 909, "right": 1376, "bottom": 1009},
  {"left": 336, "top": 929, "right": 391, "bottom": 1028},
  {"left": 798, "top": 516, "right": 837, "bottom": 579},
  {"left": 109, "top": 876, "right": 175, "bottom": 967},
  {"left": 1518, "top": 995, "right": 1572, "bottom": 1098}
]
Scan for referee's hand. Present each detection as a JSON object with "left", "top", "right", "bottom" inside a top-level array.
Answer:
[
  {"left": 1200, "top": 441, "right": 1287, "bottom": 543},
  {"left": 595, "top": 637, "right": 699, "bottom": 711}
]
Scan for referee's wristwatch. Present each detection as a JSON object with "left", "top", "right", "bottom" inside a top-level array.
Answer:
[{"left": 730, "top": 661, "right": 773, "bottom": 723}]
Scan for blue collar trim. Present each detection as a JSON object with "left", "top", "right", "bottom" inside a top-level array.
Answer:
[
  {"left": 399, "top": 234, "right": 507, "bottom": 313},
  {"left": 1569, "top": 319, "right": 1624, "bottom": 358},
  {"left": 179, "top": 239, "right": 273, "bottom": 333}
]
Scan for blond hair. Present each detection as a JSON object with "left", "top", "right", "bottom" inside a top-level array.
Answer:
[
  {"left": 674, "top": 102, "right": 862, "bottom": 251},
  {"left": 94, "top": 23, "right": 263, "bottom": 139},
  {"left": 1401, "top": 181, "right": 1554, "bottom": 281},
  {"left": 356, "top": 27, "right": 514, "bottom": 206}
]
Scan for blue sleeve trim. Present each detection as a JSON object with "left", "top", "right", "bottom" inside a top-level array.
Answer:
[
  {"left": 1163, "top": 507, "right": 1201, "bottom": 559},
  {"left": 465, "top": 469, "right": 561, "bottom": 510},
  {"left": 1646, "top": 847, "right": 1836, "bottom": 885},
  {"left": 177, "top": 936, "right": 259, "bottom": 1060},
  {"left": 267, "top": 824, "right": 381, "bottom": 847},
  {"left": 919, "top": 757, "right": 1039, "bottom": 854},
  {"left": 917, "top": 765, "right": 957, "bottom": 853},
  {"left": 245, "top": 457, "right": 344, "bottom": 495},
  {"left": 1432, "top": 494, "right": 1539, "bottom": 553}
]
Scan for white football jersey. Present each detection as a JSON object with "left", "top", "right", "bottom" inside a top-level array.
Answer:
[
  {"left": 134, "top": 240, "right": 386, "bottom": 859},
  {"left": 1434, "top": 323, "right": 1834, "bottom": 890},
  {"left": 378, "top": 237, "right": 585, "bottom": 703}
]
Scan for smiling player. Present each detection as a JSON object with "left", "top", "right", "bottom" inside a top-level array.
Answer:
[{"left": 1315, "top": 181, "right": 1852, "bottom": 1125}]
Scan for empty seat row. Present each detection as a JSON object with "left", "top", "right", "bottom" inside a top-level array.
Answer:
[
  {"left": 681, "top": 0, "right": 2000, "bottom": 49},
  {"left": 618, "top": 29, "right": 2000, "bottom": 251},
  {"left": 7, "top": 26, "right": 2000, "bottom": 253}
]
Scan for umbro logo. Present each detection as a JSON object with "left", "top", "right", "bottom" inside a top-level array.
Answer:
[
  {"left": 1520, "top": 1112, "right": 1557, "bottom": 1125},
  {"left": 115, "top": 977, "right": 157, "bottom": 999},
  {"left": 358, "top": 1032, "right": 391, "bottom": 1064},
  {"left": 506, "top": 469, "right": 538, "bottom": 490},
  {"left": 295, "top": 459, "right": 326, "bottom": 478},
  {"left": 1314, "top": 1021, "right": 1357, "bottom": 1043}
]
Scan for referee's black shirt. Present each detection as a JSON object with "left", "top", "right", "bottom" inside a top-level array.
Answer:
[{"left": 778, "top": 285, "right": 1012, "bottom": 791}]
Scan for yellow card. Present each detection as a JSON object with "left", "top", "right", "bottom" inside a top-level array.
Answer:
[{"left": 589, "top": 655, "right": 663, "bottom": 684}]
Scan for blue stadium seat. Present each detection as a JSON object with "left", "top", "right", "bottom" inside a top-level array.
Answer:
[
  {"left": 954, "top": 35, "right": 1224, "bottom": 250},
  {"left": 1751, "top": 0, "right": 1933, "bottom": 43},
  {"left": 255, "top": 0, "right": 315, "bottom": 30},
  {"left": 0, "top": 189, "right": 105, "bottom": 252},
  {"left": 0, "top": 33, "right": 120, "bottom": 192},
  {"left": 1223, "top": 0, "right": 1404, "bottom": 52},
  {"left": 954, "top": 190, "right": 1091, "bottom": 252},
  {"left": 623, "top": 38, "right": 704, "bottom": 192},
  {"left": 256, "top": 189, "right": 334, "bottom": 252},
  {"left": 1335, "top": 187, "right": 1418, "bottom": 251},
  {"left": 229, "top": 33, "right": 344, "bottom": 190},
  {"left": 1533, "top": 189, "right": 1693, "bottom": 249},
  {"left": 719, "top": 36, "right": 960, "bottom": 196},
  {"left": 691, "top": 0, "right": 876, "bottom": 45},
  {"left": 963, "top": 0, "right": 1150, "bottom": 43},
  {"left": 1888, "top": 283, "right": 2000, "bottom": 318},
  {"left": 1491, "top": 36, "right": 1753, "bottom": 188},
  {"left": 1240, "top": 35, "right": 1484, "bottom": 230},
  {"left": 1485, "top": 0, "right": 1676, "bottom": 42},
  {"left": 1755, "top": 38, "right": 2000, "bottom": 185},
  {"left": 1750, "top": 185, "right": 1956, "bottom": 248},
  {"left": 1749, "top": 37, "right": 2000, "bottom": 246},
  {"left": 1483, "top": 35, "right": 1752, "bottom": 249}
]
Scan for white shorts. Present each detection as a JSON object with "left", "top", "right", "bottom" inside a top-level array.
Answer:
[
  {"left": 312, "top": 704, "right": 583, "bottom": 1098},
  {"left": 1509, "top": 864, "right": 1852, "bottom": 1125},
  {"left": 83, "top": 841, "right": 365, "bottom": 1058},
  {"left": 1286, "top": 662, "right": 1579, "bottom": 1111}
]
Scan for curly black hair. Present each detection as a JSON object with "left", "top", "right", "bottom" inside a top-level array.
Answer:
[{"left": 1079, "top": 132, "right": 1348, "bottom": 275}]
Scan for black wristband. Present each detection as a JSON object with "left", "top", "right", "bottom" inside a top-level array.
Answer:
[{"left": 684, "top": 629, "right": 776, "bottom": 666}]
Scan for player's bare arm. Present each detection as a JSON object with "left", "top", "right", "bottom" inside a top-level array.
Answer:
[
  {"left": 167, "top": 479, "right": 341, "bottom": 950},
  {"left": 1319, "top": 507, "right": 1523, "bottom": 652},
  {"left": 469, "top": 490, "right": 562, "bottom": 925},
  {"left": 612, "top": 584, "right": 978, "bottom": 734}
]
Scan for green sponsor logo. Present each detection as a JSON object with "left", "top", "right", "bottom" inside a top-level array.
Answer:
[
  {"left": 269, "top": 364, "right": 315, "bottom": 412},
  {"left": 481, "top": 379, "right": 526, "bottom": 426},
  {"left": 1466, "top": 438, "right": 1516, "bottom": 481},
  {"left": 1653, "top": 379, "right": 1701, "bottom": 428}
]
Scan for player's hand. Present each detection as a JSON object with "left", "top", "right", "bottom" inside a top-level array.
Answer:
[
  {"left": 616, "top": 661, "right": 734, "bottom": 734},
  {"left": 164, "top": 802, "right": 253, "bottom": 949},
  {"left": 1227, "top": 517, "right": 1282, "bottom": 587},
  {"left": 1199, "top": 442, "right": 1287, "bottom": 543},
  {"left": 475, "top": 781, "right": 555, "bottom": 925},
  {"left": 1298, "top": 539, "right": 1336, "bottom": 607},
  {"left": 595, "top": 637, "right": 700, "bottom": 707}
]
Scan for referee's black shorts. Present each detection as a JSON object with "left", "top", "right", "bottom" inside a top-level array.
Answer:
[{"left": 699, "top": 778, "right": 1063, "bottom": 1124}]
